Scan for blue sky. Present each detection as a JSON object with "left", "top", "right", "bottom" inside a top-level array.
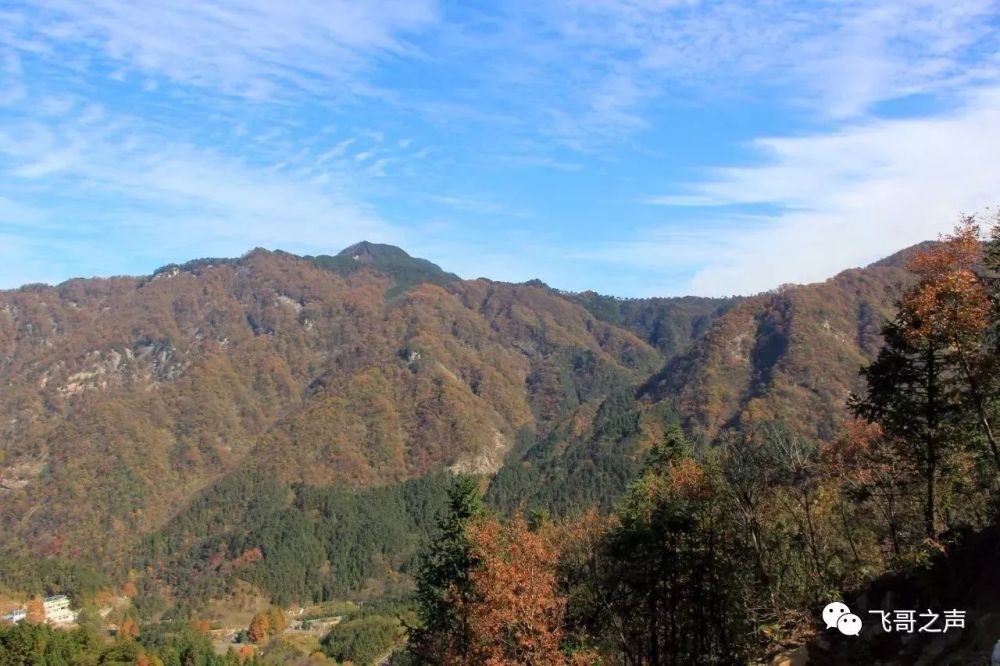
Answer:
[{"left": 1, "top": 1, "right": 1000, "bottom": 296}]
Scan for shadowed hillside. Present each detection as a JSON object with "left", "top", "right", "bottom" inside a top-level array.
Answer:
[{"left": 640, "top": 250, "right": 917, "bottom": 444}]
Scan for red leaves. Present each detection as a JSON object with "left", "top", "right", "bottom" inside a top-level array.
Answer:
[
  {"left": 903, "top": 217, "right": 990, "bottom": 344},
  {"left": 439, "top": 514, "right": 599, "bottom": 665},
  {"left": 120, "top": 616, "right": 140, "bottom": 638}
]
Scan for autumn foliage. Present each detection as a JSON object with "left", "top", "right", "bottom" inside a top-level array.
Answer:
[
  {"left": 248, "top": 606, "right": 285, "bottom": 644},
  {"left": 456, "top": 515, "right": 590, "bottom": 665},
  {"left": 9, "top": 221, "right": 1000, "bottom": 664},
  {"left": 25, "top": 597, "right": 45, "bottom": 624},
  {"left": 0, "top": 244, "right": 664, "bottom": 576},
  {"left": 121, "top": 616, "right": 141, "bottom": 638},
  {"left": 247, "top": 613, "right": 269, "bottom": 644},
  {"left": 903, "top": 217, "right": 990, "bottom": 343}
]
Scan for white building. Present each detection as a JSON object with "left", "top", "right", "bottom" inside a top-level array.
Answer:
[
  {"left": 1, "top": 608, "right": 26, "bottom": 624},
  {"left": 1, "top": 595, "right": 78, "bottom": 627},
  {"left": 43, "top": 595, "right": 77, "bottom": 626}
]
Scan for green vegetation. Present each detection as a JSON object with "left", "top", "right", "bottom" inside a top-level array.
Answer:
[
  {"left": 567, "top": 291, "right": 740, "bottom": 355},
  {"left": 306, "top": 241, "right": 460, "bottom": 296},
  {"left": 0, "top": 557, "right": 110, "bottom": 603},
  {"left": 6, "top": 234, "right": 991, "bottom": 663},
  {"left": 321, "top": 600, "right": 415, "bottom": 665},
  {"left": 0, "top": 622, "right": 235, "bottom": 665},
  {"left": 398, "top": 220, "right": 1000, "bottom": 664},
  {"left": 486, "top": 422, "right": 647, "bottom": 517},
  {"left": 409, "top": 476, "right": 484, "bottom": 661},
  {"left": 142, "top": 471, "right": 454, "bottom": 610},
  {"left": 641, "top": 251, "right": 913, "bottom": 444},
  {"left": 593, "top": 428, "right": 751, "bottom": 664},
  {"left": 2, "top": 243, "right": 671, "bottom": 575}
]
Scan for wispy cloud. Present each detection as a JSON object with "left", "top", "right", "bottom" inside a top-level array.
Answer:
[
  {"left": 531, "top": 0, "right": 998, "bottom": 121},
  {"left": 422, "top": 193, "right": 530, "bottom": 217},
  {"left": 0, "top": 95, "right": 398, "bottom": 284},
  {"left": 630, "top": 86, "right": 1000, "bottom": 295},
  {"left": 9, "top": 0, "right": 437, "bottom": 100},
  {"left": 1, "top": 0, "right": 999, "bottom": 295},
  {"left": 6, "top": 1, "right": 997, "bottom": 146}
]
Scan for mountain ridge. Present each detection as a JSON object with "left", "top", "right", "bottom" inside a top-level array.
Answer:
[
  {"left": 639, "top": 254, "right": 915, "bottom": 442},
  {"left": 7, "top": 239, "right": 929, "bottom": 300},
  {"left": 0, "top": 246, "right": 671, "bottom": 567},
  {"left": 0, "top": 240, "right": 922, "bottom": 612}
]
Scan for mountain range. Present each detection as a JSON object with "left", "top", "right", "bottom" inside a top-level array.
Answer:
[{"left": 0, "top": 241, "right": 915, "bottom": 607}]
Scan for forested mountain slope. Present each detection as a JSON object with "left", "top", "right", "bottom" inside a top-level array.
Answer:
[
  {"left": 563, "top": 291, "right": 741, "bottom": 356},
  {"left": 0, "top": 240, "right": 931, "bottom": 619},
  {"left": 0, "top": 243, "right": 727, "bottom": 573},
  {"left": 641, "top": 249, "right": 917, "bottom": 444}
]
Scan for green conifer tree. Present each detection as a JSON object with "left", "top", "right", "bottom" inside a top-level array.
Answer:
[{"left": 408, "top": 474, "right": 484, "bottom": 662}]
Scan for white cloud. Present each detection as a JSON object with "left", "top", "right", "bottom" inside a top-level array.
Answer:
[
  {"left": 7, "top": 0, "right": 997, "bottom": 148},
  {"left": 1, "top": 0, "right": 1000, "bottom": 296},
  {"left": 633, "top": 86, "right": 1000, "bottom": 296},
  {"left": 536, "top": 0, "right": 998, "bottom": 119},
  {"left": 421, "top": 0, "right": 995, "bottom": 152},
  {"left": 0, "top": 99, "right": 397, "bottom": 285},
  {"left": 9, "top": 0, "right": 437, "bottom": 99},
  {"left": 423, "top": 194, "right": 510, "bottom": 216}
]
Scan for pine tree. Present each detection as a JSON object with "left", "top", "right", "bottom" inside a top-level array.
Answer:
[
  {"left": 409, "top": 474, "right": 484, "bottom": 662},
  {"left": 600, "top": 429, "right": 749, "bottom": 665},
  {"left": 851, "top": 318, "right": 962, "bottom": 540}
]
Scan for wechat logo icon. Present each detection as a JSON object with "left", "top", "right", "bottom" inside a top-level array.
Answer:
[{"left": 823, "top": 602, "right": 862, "bottom": 636}]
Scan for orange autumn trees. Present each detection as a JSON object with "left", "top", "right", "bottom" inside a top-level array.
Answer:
[
  {"left": 905, "top": 217, "right": 989, "bottom": 339},
  {"left": 25, "top": 597, "right": 45, "bottom": 624},
  {"left": 247, "top": 613, "right": 269, "bottom": 644},
  {"left": 458, "top": 515, "right": 594, "bottom": 666},
  {"left": 851, "top": 215, "right": 1000, "bottom": 539},
  {"left": 903, "top": 217, "right": 1000, "bottom": 469},
  {"left": 248, "top": 606, "right": 286, "bottom": 644},
  {"left": 120, "top": 616, "right": 141, "bottom": 638},
  {"left": 190, "top": 619, "right": 211, "bottom": 634},
  {"left": 823, "top": 420, "right": 913, "bottom": 560},
  {"left": 402, "top": 215, "right": 1000, "bottom": 664},
  {"left": 412, "top": 443, "right": 753, "bottom": 664},
  {"left": 411, "top": 475, "right": 600, "bottom": 665},
  {"left": 599, "top": 428, "right": 752, "bottom": 665}
]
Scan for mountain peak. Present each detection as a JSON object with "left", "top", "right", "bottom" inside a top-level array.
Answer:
[
  {"left": 336, "top": 241, "right": 411, "bottom": 264},
  {"left": 307, "top": 242, "right": 459, "bottom": 294}
]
